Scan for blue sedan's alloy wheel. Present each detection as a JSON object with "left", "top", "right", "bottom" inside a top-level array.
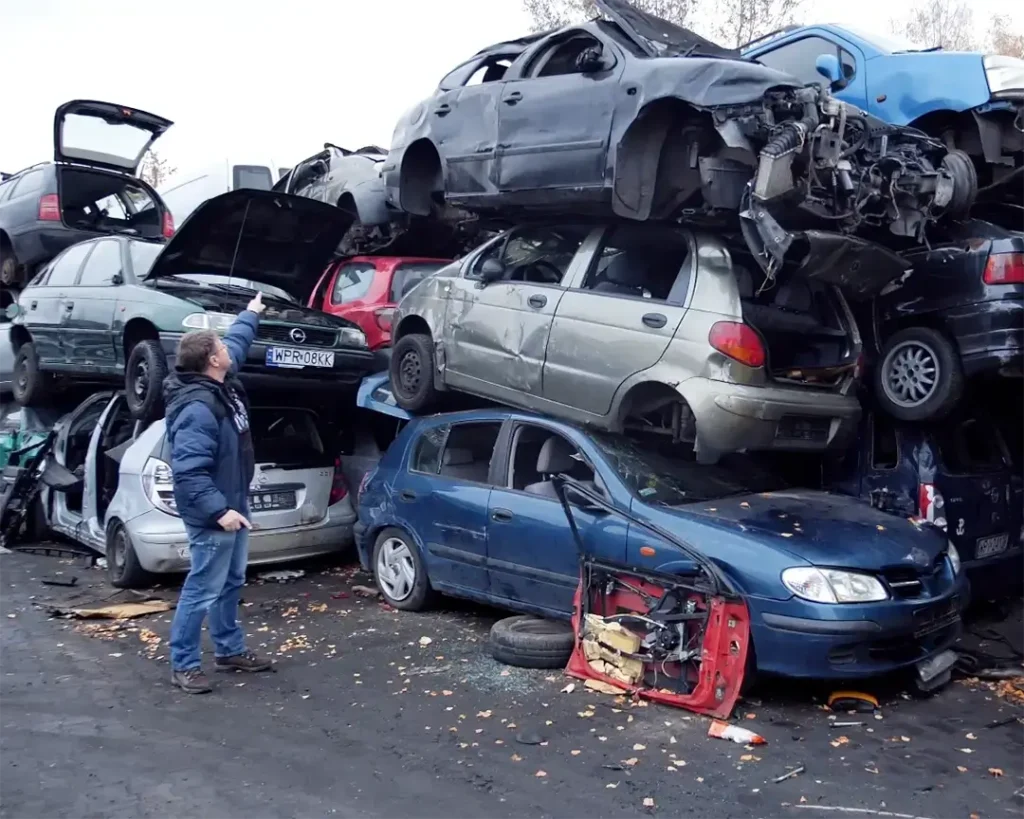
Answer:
[{"left": 372, "top": 527, "right": 434, "bottom": 611}]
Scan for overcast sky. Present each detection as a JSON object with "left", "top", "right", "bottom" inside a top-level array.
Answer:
[{"left": 2, "top": 0, "right": 1021, "bottom": 182}]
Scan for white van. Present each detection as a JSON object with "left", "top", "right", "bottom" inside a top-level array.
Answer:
[{"left": 158, "top": 160, "right": 282, "bottom": 225}]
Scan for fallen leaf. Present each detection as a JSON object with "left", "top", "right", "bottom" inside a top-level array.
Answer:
[
  {"left": 418, "top": 636, "right": 432, "bottom": 646},
  {"left": 606, "top": 783, "right": 618, "bottom": 789},
  {"left": 511, "top": 754, "right": 522, "bottom": 762},
  {"left": 442, "top": 690, "right": 453, "bottom": 696},
  {"left": 900, "top": 736, "right": 911, "bottom": 743},
  {"left": 667, "top": 766, "right": 677, "bottom": 771},
  {"left": 989, "top": 767, "right": 1004, "bottom": 777},
  {"left": 500, "top": 669, "right": 510, "bottom": 677},
  {"left": 578, "top": 710, "right": 595, "bottom": 718},
  {"left": 876, "top": 524, "right": 886, "bottom": 531},
  {"left": 570, "top": 749, "right": 581, "bottom": 756},
  {"left": 965, "top": 732, "right": 977, "bottom": 740},
  {"left": 301, "top": 694, "right": 310, "bottom": 700},
  {"left": 597, "top": 736, "right": 608, "bottom": 742},
  {"left": 643, "top": 797, "right": 655, "bottom": 808},
  {"left": 865, "top": 766, "right": 879, "bottom": 774},
  {"left": 696, "top": 776, "right": 704, "bottom": 783},
  {"left": 633, "top": 743, "right": 647, "bottom": 751},
  {"left": 535, "top": 770, "right": 547, "bottom": 778},
  {"left": 561, "top": 683, "right": 576, "bottom": 694},
  {"left": 959, "top": 748, "right": 975, "bottom": 754},
  {"left": 957, "top": 766, "right": 968, "bottom": 773},
  {"left": 622, "top": 757, "right": 639, "bottom": 767},
  {"left": 745, "top": 712, "right": 757, "bottom": 719},
  {"left": 477, "top": 710, "right": 493, "bottom": 718},
  {"left": 740, "top": 754, "right": 754, "bottom": 761}
]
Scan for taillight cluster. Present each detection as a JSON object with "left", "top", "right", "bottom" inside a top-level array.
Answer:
[
  {"left": 708, "top": 321, "right": 766, "bottom": 368},
  {"left": 918, "top": 482, "right": 947, "bottom": 531},
  {"left": 983, "top": 252, "right": 1024, "bottom": 285},
  {"left": 162, "top": 211, "right": 175, "bottom": 239},
  {"left": 374, "top": 307, "right": 395, "bottom": 332},
  {"left": 38, "top": 194, "right": 60, "bottom": 221},
  {"left": 329, "top": 457, "right": 349, "bottom": 505}
]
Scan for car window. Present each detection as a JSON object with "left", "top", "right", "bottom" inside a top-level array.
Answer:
[
  {"left": 46, "top": 243, "right": 94, "bottom": 287},
  {"left": 9, "top": 169, "right": 45, "bottom": 198},
  {"left": 437, "top": 423, "right": 501, "bottom": 483},
  {"left": 465, "top": 57, "right": 513, "bottom": 85},
  {"left": 0, "top": 178, "right": 15, "bottom": 202},
  {"left": 592, "top": 433, "right": 786, "bottom": 505},
  {"left": 935, "top": 416, "right": 1007, "bottom": 475},
  {"left": 390, "top": 262, "right": 446, "bottom": 302},
  {"left": 77, "top": 240, "right": 122, "bottom": 286},
  {"left": 530, "top": 34, "right": 603, "bottom": 77},
  {"left": 127, "top": 239, "right": 164, "bottom": 278},
  {"left": 580, "top": 225, "right": 691, "bottom": 303},
  {"left": 410, "top": 425, "right": 449, "bottom": 474},
  {"left": 331, "top": 262, "right": 377, "bottom": 304},
  {"left": 469, "top": 225, "right": 588, "bottom": 284},
  {"left": 232, "top": 165, "right": 274, "bottom": 191},
  {"left": 508, "top": 424, "right": 595, "bottom": 491},
  {"left": 249, "top": 408, "right": 328, "bottom": 465},
  {"left": 870, "top": 415, "right": 899, "bottom": 470},
  {"left": 754, "top": 36, "right": 857, "bottom": 86}
]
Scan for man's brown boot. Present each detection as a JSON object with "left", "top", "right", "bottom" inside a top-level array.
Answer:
[
  {"left": 215, "top": 650, "right": 273, "bottom": 673},
  {"left": 171, "top": 668, "right": 213, "bottom": 694}
]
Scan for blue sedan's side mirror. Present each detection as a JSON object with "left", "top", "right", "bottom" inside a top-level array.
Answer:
[{"left": 815, "top": 53, "right": 844, "bottom": 90}]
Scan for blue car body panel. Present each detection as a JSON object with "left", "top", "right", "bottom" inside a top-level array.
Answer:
[
  {"left": 743, "top": 25, "right": 992, "bottom": 125},
  {"left": 356, "top": 391, "right": 967, "bottom": 680}
]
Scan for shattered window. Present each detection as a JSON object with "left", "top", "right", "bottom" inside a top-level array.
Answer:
[
  {"left": 411, "top": 425, "right": 448, "bottom": 474},
  {"left": 532, "top": 35, "right": 603, "bottom": 77},
  {"left": 465, "top": 58, "right": 512, "bottom": 85},
  {"left": 582, "top": 225, "right": 690, "bottom": 303},
  {"left": 470, "top": 225, "right": 588, "bottom": 284},
  {"left": 754, "top": 36, "right": 856, "bottom": 86}
]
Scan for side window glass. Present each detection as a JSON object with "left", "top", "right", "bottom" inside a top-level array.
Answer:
[
  {"left": 509, "top": 425, "right": 595, "bottom": 492},
  {"left": 870, "top": 416, "right": 899, "bottom": 470},
  {"left": 530, "top": 35, "right": 602, "bottom": 78},
  {"left": 9, "top": 170, "right": 45, "bottom": 198},
  {"left": 470, "top": 225, "right": 587, "bottom": 284},
  {"left": 78, "top": 240, "right": 122, "bottom": 286},
  {"left": 755, "top": 37, "right": 854, "bottom": 86},
  {"left": 331, "top": 262, "right": 376, "bottom": 304},
  {"left": 46, "top": 243, "right": 94, "bottom": 287},
  {"left": 465, "top": 57, "right": 513, "bottom": 85},
  {"left": 437, "top": 422, "right": 502, "bottom": 483},
  {"left": 581, "top": 225, "right": 690, "bottom": 303},
  {"left": 411, "top": 425, "right": 449, "bottom": 474}
]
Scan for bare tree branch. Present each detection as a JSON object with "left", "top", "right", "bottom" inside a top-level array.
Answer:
[
  {"left": 890, "top": 0, "right": 977, "bottom": 51},
  {"left": 713, "top": 0, "right": 803, "bottom": 48},
  {"left": 139, "top": 150, "right": 176, "bottom": 189},
  {"left": 988, "top": 14, "right": 1024, "bottom": 58},
  {"left": 521, "top": 0, "right": 696, "bottom": 33}
]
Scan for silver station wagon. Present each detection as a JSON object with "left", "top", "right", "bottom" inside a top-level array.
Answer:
[{"left": 387, "top": 223, "right": 863, "bottom": 463}]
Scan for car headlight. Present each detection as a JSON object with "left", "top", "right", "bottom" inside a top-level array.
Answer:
[
  {"left": 141, "top": 457, "right": 179, "bottom": 517},
  {"left": 339, "top": 327, "right": 367, "bottom": 347},
  {"left": 946, "top": 541, "right": 961, "bottom": 576},
  {"left": 182, "top": 312, "right": 234, "bottom": 333},
  {"left": 983, "top": 54, "right": 1024, "bottom": 97},
  {"left": 782, "top": 567, "right": 889, "bottom": 604}
]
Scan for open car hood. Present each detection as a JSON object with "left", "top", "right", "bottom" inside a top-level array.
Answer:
[
  {"left": 54, "top": 100, "right": 173, "bottom": 175},
  {"left": 595, "top": 0, "right": 739, "bottom": 58},
  {"left": 142, "top": 189, "right": 352, "bottom": 298}
]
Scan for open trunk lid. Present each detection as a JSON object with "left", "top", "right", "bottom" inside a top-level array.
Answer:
[
  {"left": 142, "top": 189, "right": 353, "bottom": 298},
  {"left": 54, "top": 100, "right": 173, "bottom": 175}
]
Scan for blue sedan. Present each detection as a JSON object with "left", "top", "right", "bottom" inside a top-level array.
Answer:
[{"left": 354, "top": 396, "right": 968, "bottom": 680}]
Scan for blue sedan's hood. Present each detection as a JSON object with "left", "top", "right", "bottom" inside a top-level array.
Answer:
[{"left": 676, "top": 490, "right": 946, "bottom": 573}]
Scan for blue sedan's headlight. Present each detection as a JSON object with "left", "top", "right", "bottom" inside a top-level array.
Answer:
[
  {"left": 946, "top": 542, "right": 961, "bottom": 576},
  {"left": 782, "top": 567, "right": 889, "bottom": 604}
]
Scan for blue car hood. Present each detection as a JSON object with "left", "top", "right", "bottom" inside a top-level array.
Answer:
[{"left": 674, "top": 490, "right": 946, "bottom": 572}]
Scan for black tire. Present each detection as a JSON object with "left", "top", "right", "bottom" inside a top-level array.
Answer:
[
  {"left": 372, "top": 526, "right": 434, "bottom": 611},
  {"left": 107, "top": 521, "right": 155, "bottom": 589},
  {"left": 12, "top": 342, "right": 52, "bottom": 407},
  {"left": 489, "top": 615, "right": 575, "bottom": 670},
  {"left": 874, "top": 327, "right": 963, "bottom": 422},
  {"left": 0, "top": 248, "right": 18, "bottom": 287},
  {"left": 389, "top": 332, "right": 439, "bottom": 413},
  {"left": 125, "top": 339, "right": 168, "bottom": 422}
]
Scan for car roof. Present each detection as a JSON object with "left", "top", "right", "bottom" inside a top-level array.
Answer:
[{"left": 408, "top": 406, "right": 586, "bottom": 434}]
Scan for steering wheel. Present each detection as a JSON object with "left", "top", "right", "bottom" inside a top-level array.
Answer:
[{"left": 525, "top": 259, "right": 564, "bottom": 284}]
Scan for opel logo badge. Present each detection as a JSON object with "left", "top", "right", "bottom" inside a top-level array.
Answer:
[{"left": 290, "top": 328, "right": 306, "bottom": 344}]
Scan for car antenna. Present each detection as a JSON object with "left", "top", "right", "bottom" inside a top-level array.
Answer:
[{"left": 226, "top": 198, "right": 252, "bottom": 292}]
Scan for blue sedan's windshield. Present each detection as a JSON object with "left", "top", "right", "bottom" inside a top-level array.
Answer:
[{"left": 591, "top": 433, "right": 787, "bottom": 505}]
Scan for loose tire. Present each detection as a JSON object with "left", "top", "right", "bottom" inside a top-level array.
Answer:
[
  {"left": 874, "top": 327, "right": 963, "bottom": 422},
  {"left": 107, "top": 521, "right": 155, "bottom": 589},
  {"left": 12, "top": 342, "right": 52, "bottom": 407},
  {"left": 125, "top": 339, "right": 168, "bottom": 422},
  {"left": 489, "top": 615, "right": 575, "bottom": 670},
  {"left": 389, "top": 332, "right": 439, "bottom": 413},
  {"left": 372, "top": 527, "right": 434, "bottom": 611}
]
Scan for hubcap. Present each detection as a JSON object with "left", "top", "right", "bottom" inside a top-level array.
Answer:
[
  {"left": 113, "top": 532, "right": 126, "bottom": 569},
  {"left": 376, "top": 537, "right": 416, "bottom": 601},
  {"left": 133, "top": 360, "right": 149, "bottom": 399},
  {"left": 398, "top": 351, "right": 421, "bottom": 394},
  {"left": 883, "top": 340, "right": 940, "bottom": 407}
]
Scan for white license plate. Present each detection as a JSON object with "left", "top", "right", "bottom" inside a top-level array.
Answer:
[
  {"left": 265, "top": 347, "right": 335, "bottom": 369},
  {"left": 975, "top": 533, "right": 1009, "bottom": 559}
]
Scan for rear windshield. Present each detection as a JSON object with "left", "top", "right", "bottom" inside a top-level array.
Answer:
[
  {"left": 390, "top": 262, "right": 446, "bottom": 302},
  {"left": 250, "top": 408, "right": 330, "bottom": 465},
  {"left": 127, "top": 239, "right": 165, "bottom": 277},
  {"left": 591, "top": 433, "right": 786, "bottom": 505},
  {"left": 233, "top": 165, "right": 273, "bottom": 191},
  {"left": 935, "top": 416, "right": 1009, "bottom": 475}
]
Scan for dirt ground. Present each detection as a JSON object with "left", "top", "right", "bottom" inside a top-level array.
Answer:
[{"left": 2, "top": 548, "right": 1022, "bottom": 819}]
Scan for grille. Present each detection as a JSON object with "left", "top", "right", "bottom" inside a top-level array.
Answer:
[
  {"left": 881, "top": 553, "right": 946, "bottom": 599},
  {"left": 258, "top": 325, "right": 337, "bottom": 348}
]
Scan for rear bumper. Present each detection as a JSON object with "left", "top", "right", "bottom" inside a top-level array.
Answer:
[
  {"left": 8, "top": 224, "right": 92, "bottom": 268},
  {"left": 682, "top": 377, "right": 861, "bottom": 457},
  {"left": 159, "top": 331, "right": 385, "bottom": 389},
  {"left": 945, "top": 298, "right": 1023, "bottom": 377},
  {"left": 125, "top": 501, "right": 356, "bottom": 573}
]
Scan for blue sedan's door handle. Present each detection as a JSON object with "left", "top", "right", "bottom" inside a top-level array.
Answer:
[
  {"left": 399, "top": 490, "right": 417, "bottom": 502},
  {"left": 491, "top": 508, "right": 513, "bottom": 522}
]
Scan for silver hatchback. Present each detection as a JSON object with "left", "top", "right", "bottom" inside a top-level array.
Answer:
[{"left": 388, "top": 223, "right": 863, "bottom": 462}]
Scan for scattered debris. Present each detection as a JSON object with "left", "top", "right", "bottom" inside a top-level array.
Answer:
[
  {"left": 827, "top": 691, "right": 879, "bottom": 712},
  {"left": 352, "top": 584, "right": 380, "bottom": 598},
  {"left": 830, "top": 722, "right": 864, "bottom": 728},
  {"left": 642, "top": 797, "right": 655, "bottom": 808},
  {"left": 258, "top": 569, "right": 305, "bottom": 582},
  {"left": 988, "top": 768, "right": 1004, "bottom": 777},
  {"left": 560, "top": 682, "right": 576, "bottom": 694},
  {"left": 46, "top": 599, "right": 172, "bottom": 620},
  {"left": 418, "top": 636, "right": 433, "bottom": 647},
  {"left": 585, "top": 678, "right": 624, "bottom": 695},
  {"left": 708, "top": 720, "right": 766, "bottom": 745},
  {"left": 40, "top": 575, "right": 78, "bottom": 587}
]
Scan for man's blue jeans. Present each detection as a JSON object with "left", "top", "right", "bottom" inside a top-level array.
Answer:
[{"left": 170, "top": 525, "right": 248, "bottom": 671}]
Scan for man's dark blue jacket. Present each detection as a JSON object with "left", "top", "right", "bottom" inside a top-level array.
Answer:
[{"left": 163, "top": 311, "right": 258, "bottom": 530}]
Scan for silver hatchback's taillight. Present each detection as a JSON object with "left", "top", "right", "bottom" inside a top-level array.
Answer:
[{"left": 141, "top": 457, "right": 178, "bottom": 516}]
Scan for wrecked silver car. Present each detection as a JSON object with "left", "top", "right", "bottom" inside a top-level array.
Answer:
[
  {"left": 382, "top": 0, "right": 976, "bottom": 284},
  {"left": 388, "top": 222, "right": 863, "bottom": 463}
]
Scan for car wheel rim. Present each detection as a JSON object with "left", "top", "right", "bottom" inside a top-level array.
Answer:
[
  {"left": 113, "top": 531, "right": 126, "bottom": 569},
  {"left": 376, "top": 537, "right": 416, "bottom": 602},
  {"left": 398, "top": 351, "right": 422, "bottom": 395},
  {"left": 882, "top": 340, "right": 940, "bottom": 408},
  {"left": 133, "top": 360, "right": 149, "bottom": 400}
]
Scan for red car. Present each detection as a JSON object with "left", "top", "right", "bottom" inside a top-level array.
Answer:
[{"left": 308, "top": 256, "right": 451, "bottom": 350}]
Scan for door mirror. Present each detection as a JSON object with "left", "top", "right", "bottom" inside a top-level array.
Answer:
[
  {"left": 576, "top": 44, "right": 607, "bottom": 73},
  {"left": 815, "top": 53, "right": 845, "bottom": 91},
  {"left": 478, "top": 258, "right": 506, "bottom": 284},
  {"left": 4, "top": 302, "right": 22, "bottom": 320},
  {"left": 111, "top": 272, "right": 124, "bottom": 286}
]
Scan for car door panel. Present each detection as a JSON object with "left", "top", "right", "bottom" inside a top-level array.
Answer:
[
  {"left": 442, "top": 86, "right": 503, "bottom": 197},
  {"left": 18, "top": 286, "right": 63, "bottom": 365}
]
